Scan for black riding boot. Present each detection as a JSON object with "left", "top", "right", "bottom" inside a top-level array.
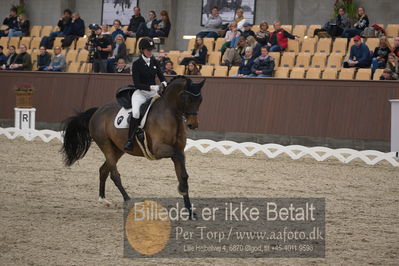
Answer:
[{"left": 124, "top": 115, "right": 139, "bottom": 151}]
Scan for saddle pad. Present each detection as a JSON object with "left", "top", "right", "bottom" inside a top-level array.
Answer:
[{"left": 114, "top": 95, "right": 160, "bottom": 129}]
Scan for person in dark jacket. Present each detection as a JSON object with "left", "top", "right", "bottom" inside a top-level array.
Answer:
[
  {"left": 0, "top": 45, "right": 6, "bottom": 66},
  {"left": 124, "top": 37, "right": 167, "bottom": 151},
  {"left": 314, "top": 7, "right": 351, "bottom": 37},
  {"left": 9, "top": 13, "right": 30, "bottom": 37},
  {"left": 115, "top": 58, "right": 131, "bottom": 74},
  {"left": 126, "top": 7, "right": 145, "bottom": 37},
  {"left": 36, "top": 46, "right": 51, "bottom": 70},
  {"left": 341, "top": 7, "right": 369, "bottom": 38},
  {"left": 235, "top": 46, "right": 254, "bottom": 77},
  {"left": 0, "top": 7, "right": 18, "bottom": 37},
  {"left": 111, "top": 19, "right": 125, "bottom": 39},
  {"left": 9, "top": 44, "right": 32, "bottom": 71},
  {"left": 149, "top": 10, "right": 171, "bottom": 37},
  {"left": 268, "top": 21, "right": 298, "bottom": 52},
  {"left": 180, "top": 37, "right": 208, "bottom": 65},
  {"left": 249, "top": 46, "right": 275, "bottom": 77},
  {"left": 136, "top": 11, "right": 158, "bottom": 38},
  {"left": 40, "top": 9, "right": 73, "bottom": 49},
  {"left": 343, "top": 35, "right": 371, "bottom": 68},
  {"left": 379, "top": 68, "right": 398, "bottom": 80},
  {"left": 241, "top": 22, "right": 255, "bottom": 39},
  {"left": 0, "top": 45, "right": 17, "bottom": 69},
  {"left": 107, "top": 34, "right": 127, "bottom": 73},
  {"left": 184, "top": 60, "right": 201, "bottom": 75},
  {"left": 371, "top": 37, "right": 392, "bottom": 75},
  {"left": 71, "top": 13, "right": 85, "bottom": 37},
  {"left": 163, "top": 60, "right": 177, "bottom": 75}
]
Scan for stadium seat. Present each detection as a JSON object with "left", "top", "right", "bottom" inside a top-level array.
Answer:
[
  {"left": 32, "top": 60, "right": 38, "bottom": 71},
  {"left": 274, "top": 67, "right": 290, "bottom": 78},
  {"left": 269, "top": 52, "right": 280, "bottom": 69},
  {"left": 125, "top": 37, "right": 136, "bottom": 54},
  {"left": 290, "top": 68, "right": 305, "bottom": 78},
  {"left": 66, "top": 50, "right": 79, "bottom": 63},
  {"left": 0, "top": 25, "right": 7, "bottom": 31},
  {"left": 67, "top": 62, "right": 81, "bottom": 72},
  {"left": 53, "top": 37, "right": 63, "bottom": 48},
  {"left": 287, "top": 39, "right": 300, "bottom": 55},
  {"left": 179, "top": 51, "right": 191, "bottom": 63},
  {"left": 30, "top": 37, "right": 41, "bottom": 49},
  {"left": 301, "top": 38, "right": 317, "bottom": 54},
  {"left": 306, "top": 68, "right": 322, "bottom": 79},
  {"left": 77, "top": 49, "right": 89, "bottom": 63},
  {"left": 85, "top": 27, "right": 91, "bottom": 36},
  {"left": 280, "top": 52, "right": 295, "bottom": 69},
  {"left": 166, "top": 51, "right": 180, "bottom": 65},
  {"left": 316, "top": 38, "right": 332, "bottom": 54},
  {"left": 385, "top": 24, "right": 399, "bottom": 37},
  {"left": 373, "top": 69, "right": 384, "bottom": 80},
  {"left": 135, "top": 37, "right": 144, "bottom": 52},
  {"left": 213, "top": 66, "right": 228, "bottom": 76},
  {"left": 30, "top": 49, "right": 39, "bottom": 61},
  {"left": 310, "top": 53, "right": 327, "bottom": 69},
  {"left": 229, "top": 66, "right": 239, "bottom": 77},
  {"left": 81, "top": 62, "right": 92, "bottom": 72},
  {"left": 295, "top": 53, "right": 311, "bottom": 69},
  {"left": 388, "top": 38, "right": 395, "bottom": 49},
  {"left": 200, "top": 65, "right": 214, "bottom": 76},
  {"left": 214, "top": 38, "right": 225, "bottom": 52},
  {"left": 306, "top": 25, "right": 321, "bottom": 37},
  {"left": 365, "top": 38, "right": 379, "bottom": 52},
  {"left": 75, "top": 37, "right": 87, "bottom": 50},
  {"left": 9, "top": 37, "right": 21, "bottom": 48},
  {"left": 52, "top": 26, "right": 59, "bottom": 32},
  {"left": 186, "top": 38, "right": 196, "bottom": 51},
  {"left": 122, "top": 25, "right": 128, "bottom": 32},
  {"left": 208, "top": 51, "right": 221, "bottom": 65},
  {"left": 30, "top": 26, "right": 42, "bottom": 37},
  {"left": 326, "top": 53, "right": 343, "bottom": 69},
  {"left": 251, "top": 25, "right": 260, "bottom": 33},
  {"left": 322, "top": 68, "right": 338, "bottom": 79},
  {"left": 355, "top": 69, "right": 371, "bottom": 80},
  {"left": 174, "top": 65, "right": 185, "bottom": 75},
  {"left": 203, "top": 38, "right": 215, "bottom": 51},
  {"left": 20, "top": 37, "right": 32, "bottom": 49},
  {"left": 282, "top": 25, "right": 292, "bottom": 33},
  {"left": 338, "top": 68, "right": 356, "bottom": 80},
  {"left": 40, "top": 26, "right": 53, "bottom": 37},
  {"left": 0, "top": 38, "right": 9, "bottom": 48},
  {"left": 331, "top": 38, "right": 347, "bottom": 54},
  {"left": 292, "top": 25, "right": 307, "bottom": 39}
]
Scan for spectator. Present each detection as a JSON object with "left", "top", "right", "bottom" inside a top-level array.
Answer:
[
  {"left": 136, "top": 11, "right": 157, "bottom": 38},
  {"left": 102, "top": 24, "right": 111, "bottom": 35},
  {"left": 379, "top": 68, "right": 398, "bottom": 80},
  {"left": 62, "top": 12, "right": 85, "bottom": 48},
  {"left": 164, "top": 61, "right": 177, "bottom": 75},
  {"left": 343, "top": 35, "right": 371, "bottom": 68},
  {"left": 149, "top": 10, "right": 171, "bottom": 37},
  {"left": 36, "top": 46, "right": 51, "bottom": 71},
  {"left": 126, "top": 7, "right": 145, "bottom": 37},
  {"left": 9, "top": 44, "right": 32, "bottom": 71},
  {"left": 249, "top": 46, "right": 275, "bottom": 77},
  {"left": 387, "top": 53, "right": 399, "bottom": 74},
  {"left": 111, "top": 19, "right": 125, "bottom": 39},
  {"left": 157, "top": 49, "right": 171, "bottom": 71},
  {"left": 241, "top": 22, "right": 255, "bottom": 39},
  {"left": 235, "top": 46, "right": 255, "bottom": 77},
  {"left": 0, "top": 7, "right": 18, "bottom": 37},
  {"left": 341, "top": 7, "right": 369, "bottom": 38},
  {"left": 9, "top": 13, "right": 30, "bottom": 37},
  {"left": 267, "top": 21, "right": 298, "bottom": 52},
  {"left": 42, "top": 46, "right": 66, "bottom": 72},
  {"left": 221, "top": 36, "right": 247, "bottom": 66},
  {"left": 88, "top": 26, "right": 112, "bottom": 73},
  {"left": 107, "top": 34, "right": 127, "bottom": 73},
  {"left": 180, "top": 36, "right": 208, "bottom": 65},
  {"left": 0, "top": 46, "right": 6, "bottom": 66},
  {"left": 393, "top": 37, "right": 399, "bottom": 58},
  {"left": 234, "top": 8, "right": 246, "bottom": 31},
  {"left": 314, "top": 7, "right": 351, "bottom": 37},
  {"left": 115, "top": 58, "right": 131, "bottom": 74},
  {"left": 197, "top": 6, "right": 223, "bottom": 39},
  {"left": 184, "top": 60, "right": 201, "bottom": 75},
  {"left": 0, "top": 45, "right": 17, "bottom": 69},
  {"left": 220, "top": 21, "right": 241, "bottom": 54},
  {"left": 255, "top": 21, "right": 270, "bottom": 45},
  {"left": 371, "top": 37, "right": 392, "bottom": 75},
  {"left": 40, "top": 9, "right": 73, "bottom": 49}
]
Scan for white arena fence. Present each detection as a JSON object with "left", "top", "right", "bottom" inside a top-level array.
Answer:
[{"left": 1, "top": 127, "right": 398, "bottom": 167}]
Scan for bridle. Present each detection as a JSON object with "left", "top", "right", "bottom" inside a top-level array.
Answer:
[{"left": 183, "top": 89, "right": 201, "bottom": 117}]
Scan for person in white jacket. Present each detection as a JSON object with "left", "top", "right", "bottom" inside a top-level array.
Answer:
[
  {"left": 197, "top": 6, "right": 223, "bottom": 39},
  {"left": 235, "top": 8, "right": 246, "bottom": 31}
]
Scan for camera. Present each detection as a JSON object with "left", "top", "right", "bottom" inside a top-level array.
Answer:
[{"left": 86, "top": 24, "right": 101, "bottom": 63}]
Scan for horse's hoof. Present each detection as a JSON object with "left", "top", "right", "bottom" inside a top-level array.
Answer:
[
  {"left": 177, "top": 185, "right": 188, "bottom": 196},
  {"left": 98, "top": 197, "right": 112, "bottom": 207}
]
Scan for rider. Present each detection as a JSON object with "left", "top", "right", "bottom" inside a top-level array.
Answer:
[{"left": 124, "top": 37, "right": 167, "bottom": 151}]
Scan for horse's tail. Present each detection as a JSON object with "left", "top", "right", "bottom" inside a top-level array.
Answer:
[{"left": 61, "top": 107, "right": 98, "bottom": 167}]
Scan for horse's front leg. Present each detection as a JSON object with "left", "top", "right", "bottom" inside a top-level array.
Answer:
[{"left": 172, "top": 150, "right": 196, "bottom": 220}]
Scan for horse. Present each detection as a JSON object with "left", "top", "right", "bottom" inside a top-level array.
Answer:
[{"left": 61, "top": 76, "right": 205, "bottom": 217}]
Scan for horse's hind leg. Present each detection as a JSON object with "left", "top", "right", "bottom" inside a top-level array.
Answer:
[
  {"left": 110, "top": 167, "right": 130, "bottom": 202},
  {"left": 98, "top": 161, "right": 112, "bottom": 205}
]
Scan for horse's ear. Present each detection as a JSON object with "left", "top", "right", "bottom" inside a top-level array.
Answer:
[{"left": 198, "top": 78, "right": 206, "bottom": 90}]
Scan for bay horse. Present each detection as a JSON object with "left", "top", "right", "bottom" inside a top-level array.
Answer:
[{"left": 61, "top": 76, "right": 204, "bottom": 216}]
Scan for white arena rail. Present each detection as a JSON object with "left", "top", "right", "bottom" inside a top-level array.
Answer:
[{"left": 1, "top": 127, "right": 398, "bottom": 167}]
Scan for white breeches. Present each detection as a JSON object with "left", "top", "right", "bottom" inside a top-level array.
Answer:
[{"left": 131, "top": 85, "right": 159, "bottom": 119}]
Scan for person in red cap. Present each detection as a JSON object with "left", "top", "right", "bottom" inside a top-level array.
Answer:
[{"left": 343, "top": 35, "right": 371, "bottom": 68}]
